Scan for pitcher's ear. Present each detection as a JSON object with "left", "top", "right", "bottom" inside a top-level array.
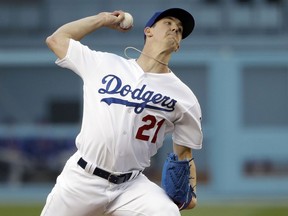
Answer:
[{"left": 144, "top": 27, "right": 153, "bottom": 38}]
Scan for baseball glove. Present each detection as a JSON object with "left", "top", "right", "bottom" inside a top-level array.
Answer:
[{"left": 161, "top": 153, "right": 196, "bottom": 210}]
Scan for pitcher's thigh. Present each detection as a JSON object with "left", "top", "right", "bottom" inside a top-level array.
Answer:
[{"left": 108, "top": 174, "right": 180, "bottom": 216}]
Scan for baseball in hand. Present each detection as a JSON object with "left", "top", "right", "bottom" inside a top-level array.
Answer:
[{"left": 120, "top": 12, "right": 133, "bottom": 29}]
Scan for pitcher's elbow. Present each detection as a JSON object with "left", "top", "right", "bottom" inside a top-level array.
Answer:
[{"left": 45, "top": 35, "right": 56, "bottom": 50}]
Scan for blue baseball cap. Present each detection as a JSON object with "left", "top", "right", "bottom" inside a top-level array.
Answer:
[{"left": 145, "top": 8, "right": 195, "bottom": 39}]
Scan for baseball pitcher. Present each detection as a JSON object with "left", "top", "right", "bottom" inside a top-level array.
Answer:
[{"left": 41, "top": 7, "right": 203, "bottom": 216}]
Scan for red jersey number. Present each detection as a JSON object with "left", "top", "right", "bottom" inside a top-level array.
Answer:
[{"left": 136, "top": 115, "right": 165, "bottom": 143}]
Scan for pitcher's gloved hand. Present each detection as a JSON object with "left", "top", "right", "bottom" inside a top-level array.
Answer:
[{"left": 161, "top": 153, "right": 196, "bottom": 210}]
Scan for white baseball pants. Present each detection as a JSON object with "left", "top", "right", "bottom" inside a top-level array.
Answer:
[{"left": 40, "top": 151, "right": 180, "bottom": 216}]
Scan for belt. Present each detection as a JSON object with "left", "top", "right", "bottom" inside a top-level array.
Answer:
[{"left": 77, "top": 157, "right": 140, "bottom": 184}]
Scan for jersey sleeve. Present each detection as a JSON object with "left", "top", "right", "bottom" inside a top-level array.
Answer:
[
  {"left": 55, "top": 39, "right": 103, "bottom": 80},
  {"left": 172, "top": 102, "right": 203, "bottom": 150}
]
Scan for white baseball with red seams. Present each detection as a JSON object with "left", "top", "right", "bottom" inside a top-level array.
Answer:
[{"left": 120, "top": 12, "right": 133, "bottom": 29}]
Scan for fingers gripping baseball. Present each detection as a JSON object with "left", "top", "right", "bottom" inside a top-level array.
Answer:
[
  {"left": 101, "top": 11, "right": 133, "bottom": 31},
  {"left": 119, "top": 12, "right": 133, "bottom": 29}
]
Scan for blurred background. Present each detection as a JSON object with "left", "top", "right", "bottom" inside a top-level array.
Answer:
[{"left": 0, "top": 0, "right": 288, "bottom": 215}]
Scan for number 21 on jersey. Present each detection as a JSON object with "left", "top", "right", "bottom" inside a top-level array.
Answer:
[{"left": 136, "top": 114, "right": 165, "bottom": 144}]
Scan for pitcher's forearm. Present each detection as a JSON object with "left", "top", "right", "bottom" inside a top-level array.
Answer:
[
  {"left": 190, "top": 160, "right": 197, "bottom": 192},
  {"left": 45, "top": 11, "right": 127, "bottom": 59},
  {"left": 51, "top": 15, "right": 105, "bottom": 41}
]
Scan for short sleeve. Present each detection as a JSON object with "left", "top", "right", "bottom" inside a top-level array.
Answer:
[
  {"left": 172, "top": 102, "right": 203, "bottom": 149},
  {"left": 55, "top": 39, "right": 103, "bottom": 80}
]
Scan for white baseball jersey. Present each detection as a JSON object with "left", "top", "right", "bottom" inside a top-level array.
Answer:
[{"left": 56, "top": 39, "right": 203, "bottom": 173}]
